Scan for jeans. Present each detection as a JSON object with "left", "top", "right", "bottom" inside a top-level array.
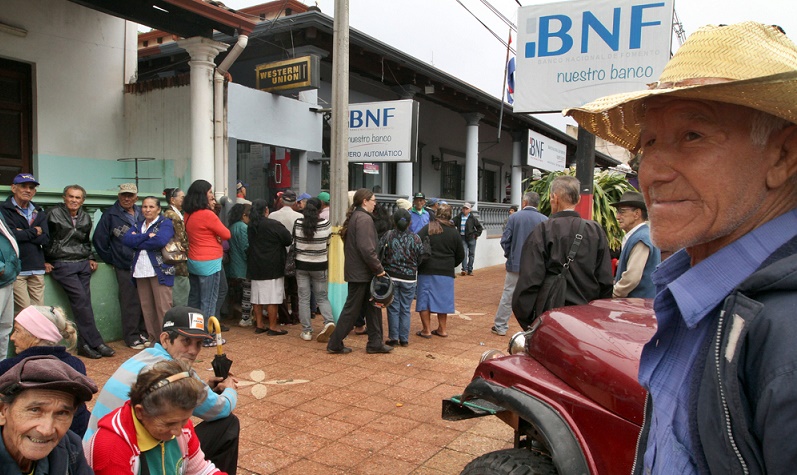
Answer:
[
  {"left": 387, "top": 280, "right": 416, "bottom": 342},
  {"left": 492, "top": 271, "right": 519, "bottom": 333},
  {"left": 215, "top": 266, "right": 228, "bottom": 318},
  {"left": 461, "top": 237, "right": 477, "bottom": 273},
  {"left": 296, "top": 269, "right": 333, "bottom": 333},
  {"left": 0, "top": 284, "right": 14, "bottom": 359},
  {"left": 114, "top": 266, "right": 146, "bottom": 346},
  {"left": 188, "top": 271, "right": 221, "bottom": 321},
  {"left": 52, "top": 261, "right": 104, "bottom": 348}
]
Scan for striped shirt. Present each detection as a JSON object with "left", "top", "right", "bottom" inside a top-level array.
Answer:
[{"left": 294, "top": 218, "right": 331, "bottom": 271}]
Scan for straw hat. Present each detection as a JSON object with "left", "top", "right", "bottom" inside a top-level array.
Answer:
[{"left": 564, "top": 22, "right": 797, "bottom": 151}]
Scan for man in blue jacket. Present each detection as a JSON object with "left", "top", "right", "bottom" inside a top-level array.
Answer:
[
  {"left": 0, "top": 213, "right": 20, "bottom": 360},
  {"left": 92, "top": 183, "right": 146, "bottom": 350},
  {"left": 610, "top": 191, "right": 660, "bottom": 298},
  {"left": 491, "top": 192, "right": 547, "bottom": 336},
  {"left": 0, "top": 173, "right": 48, "bottom": 313},
  {"left": 408, "top": 192, "right": 430, "bottom": 234}
]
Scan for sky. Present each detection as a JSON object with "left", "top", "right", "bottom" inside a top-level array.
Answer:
[{"left": 213, "top": 0, "right": 797, "bottom": 132}]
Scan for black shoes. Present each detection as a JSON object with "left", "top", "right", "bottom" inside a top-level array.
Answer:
[
  {"left": 385, "top": 339, "right": 399, "bottom": 346},
  {"left": 327, "top": 346, "right": 352, "bottom": 354},
  {"left": 366, "top": 345, "right": 394, "bottom": 354},
  {"left": 96, "top": 344, "right": 116, "bottom": 357},
  {"left": 78, "top": 344, "right": 101, "bottom": 359}
]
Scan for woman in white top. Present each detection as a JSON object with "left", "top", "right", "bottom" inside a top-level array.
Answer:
[{"left": 122, "top": 196, "right": 175, "bottom": 343}]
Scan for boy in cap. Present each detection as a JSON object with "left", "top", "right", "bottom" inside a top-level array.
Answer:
[
  {"left": 565, "top": 22, "right": 797, "bottom": 473},
  {"left": 85, "top": 306, "right": 240, "bottom": 474},
  {"left": 1, "top": 173, "right": 48, "bottom": 313}
]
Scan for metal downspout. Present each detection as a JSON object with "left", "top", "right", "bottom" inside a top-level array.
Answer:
[{"left": 214, "top": 34, "right": 248, "bottom": 200}]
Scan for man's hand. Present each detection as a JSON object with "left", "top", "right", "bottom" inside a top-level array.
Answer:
[
  {"left": 208, "top": 374, "right": 238, "bottom": 393},
  {"left": 89, "top": 260, "right": 98, "bottom": 272},
  {"left": 44, "top": 263, "right": 53, "bottom": 273},
  {"left": 33, "top": 226, "right": 42, "bottom": 236}
]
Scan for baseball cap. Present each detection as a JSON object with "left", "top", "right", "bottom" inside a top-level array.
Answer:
[
  {"left": 426, "top": 197, "right": 438, "bottom": 206},
  {"left": 281, "top": 190, "right": 297, "bottom": 203},
  {"left": 162, "top": 306, "right": 211, "bottom": 338},
  {"left": 236, "top": 180, "right": 248, "bottom": 190},
  {"left": 413, "top": 192, "right": 425, "bottom": 200},
  {"left": 119, "top": 183, "right": 138, "bottom": 194},
  {"left": 12, "top": 173, "right": 39, "bottom": 186},
  {"left": 462, "top": 202, "right": 472, "bottom": 209},
  {"left": 317, "top": 192, "right": 330, "bottom": 204},
  {"left": 0, "top": 355, "right": 98, "bottom": 403},
  {"left": 297, "top": 192, "right": 312, "bottom": 202}
]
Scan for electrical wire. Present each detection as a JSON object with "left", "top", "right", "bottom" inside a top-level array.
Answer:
[
  {"left": 479, "top": 0, "right": 517, "bottom": 33},
  {"left": 454, "top": 0, "right": 515, "bottom": 54}
]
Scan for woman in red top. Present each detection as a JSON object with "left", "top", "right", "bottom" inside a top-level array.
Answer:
[{"left": 183, "top": 180, "right": 231, "bottom": 323}]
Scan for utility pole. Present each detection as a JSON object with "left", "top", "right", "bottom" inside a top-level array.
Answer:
[{"left": 327, "top": 0, "right": 350, "bottom": 320}]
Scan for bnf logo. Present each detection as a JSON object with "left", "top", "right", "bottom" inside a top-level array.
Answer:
[{"left": 524, "top": 2, "right": 665, "bottom": 58}]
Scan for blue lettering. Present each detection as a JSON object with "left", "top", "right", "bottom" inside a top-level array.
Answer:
[
  {"left": 630, "top": 3, "right": 665, "bottom": 49},
  {"left": 349, "top": 110, "right": 363, "bottom": 128},
  {"left": 530, "top": 138, "right": 545, "bottom": 158},
  {"left": 538, "top": 15, "right": 573, "bottom": 57},
  {"left": 383, "top": 107, "right": 395, "bottom": 126},
  {"left": 581, "top": 9, "right": 621, "bottom": 53}
]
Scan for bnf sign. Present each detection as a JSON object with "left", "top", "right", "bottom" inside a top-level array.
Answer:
[
  {"left": 348, "top": 99, "right": 419, "bottom": 163},
  {"left": 514, "top": 0, "right": 673, "bottom": 113}
]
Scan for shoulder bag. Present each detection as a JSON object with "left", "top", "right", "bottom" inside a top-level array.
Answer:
[{"left": 533, "top": 219, "right": 587, "bottom": 319}]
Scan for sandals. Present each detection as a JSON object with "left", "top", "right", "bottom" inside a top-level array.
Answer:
[
  {"left": 431, "top": 329, "right": 448, "bottom": 338},
  {"left": 415, "top": 330, "right": 432, "bottom": 339}
]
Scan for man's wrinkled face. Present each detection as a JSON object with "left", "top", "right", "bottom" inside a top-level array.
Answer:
[
  {"left": 638, "top": 98, "right": 773, "bottom": 257},
  {"left": 63, "top": 188, "right": 85, "bottom": 215},
  {"left": 615, "top": 207, "right": 641, "bottom": 233},
  {"left": 11, "top": 183, "right": 37, "bottom": 206},
  {"left": 0, "top": 389, "right": 75, "bottom": 469},
  {"left": 118, "top": 193, "right": 138, "bottom": 211},
  {"left": 160, "top": 333, "right": 203, "bottom": 365}
]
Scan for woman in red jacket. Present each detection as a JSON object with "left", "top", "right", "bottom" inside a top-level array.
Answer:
[{"left": 183, "top": 180, "right": 231, "bottom": 327}]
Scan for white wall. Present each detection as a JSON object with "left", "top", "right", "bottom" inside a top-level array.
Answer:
[{"left": 1, "top": 0, "right": 133, "bottom": 188}]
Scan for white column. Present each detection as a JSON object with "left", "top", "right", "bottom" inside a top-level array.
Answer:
[
  {"left": 296, "top": 89, "right": 318, "bottom": 195},
  {"left": 512, "top": 131, "right": 524, "bottom": 206},
  {"left": 462, "top": 113, "right": 483, "bottom": 210},
  {"left": 177, "top": 37, "right": 228, "bottom": 186},
  {"left": 396, "top": 163, "right": 413, "bottom": 198}
]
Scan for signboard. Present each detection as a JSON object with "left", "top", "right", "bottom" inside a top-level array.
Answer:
[
  {"left": 255, "top": 55, "right": 319, "bottom": 93},
  {"left": 526, "top": 130, "right": 567, "bottom": 172},
  {"left": 514, "top": 0, "right": 673, "bottom": 112},
  {"left": 363, "top": 163, "right": 380, "bottom": 174},
  {"left": 347, "top": 99, "right": 419, "bottom": 163}
]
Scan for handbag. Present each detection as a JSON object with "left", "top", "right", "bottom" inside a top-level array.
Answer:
[
  {"left": 161, "top": 237, "right": 187, "bottom": 264},
  {"left": 533, "top": 219, "right": 586, "bottom": 319},
  {"left": 284, "top": 223, "right": 297, "bottom": 277}
]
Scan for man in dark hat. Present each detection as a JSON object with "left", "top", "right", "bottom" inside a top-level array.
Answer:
[
  {"left": 610, "top": 191, "right": 660, "bottom": 298},
  {"left": 0, "top": 355, "right": 97, "bottom": 473},
  {"left": 85, "top": 307, "right": 240, "bottom": 474},
  {"left": 408, "top": 192, "right": 429, "bottom": 233}
]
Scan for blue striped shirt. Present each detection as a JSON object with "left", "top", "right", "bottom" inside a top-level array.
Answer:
[{"left": 639, "top": 209, "right": 797, "bottom": 474}]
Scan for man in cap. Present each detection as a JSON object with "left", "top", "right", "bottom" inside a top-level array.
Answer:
[
  {"left": 0, "top": 213, "right": 20, "bottom": 361},
  {"left": 395, "top": 198, "right": 411, "bottom": 211},
  {"left": 92, "top": 183, "right": 145, "bottom": 355},
  {"left": 85, "top": 306, "right": 240, "bottom": 474},
  {"left": 424, "top": 197, "right": 439, "bottom": 222},
  {"left": 610, "top": 190, "right": 660, "bottom": 298},
  {"left": 564, "top": 22, "right": 797, "bottom": 474},
  {"left": 235, "top": 180, "right": 250, "bottom": 204},
  {"left": 0, "top": 355, "right": 97, "bottom": 473},
  {"left": 408, "top": 192, "right": 429, "bottom": 234},
  {"left": 45, "top": 185, "right": 113, "bottom": 359},
  {"left": 512, "top": 176, "right": 613, "bottom": 327},
  {"left": 0, "top": 173, "right": 48, "bottom": 313},
  {"left": 453, "top": 202, "right": 483, "bottom": 276},
  {"left": 491, "top": 192, "right": 547, "bottom": 336},
  {"left": 318, "top": 191, "right": 330, "bottom": 220},
  {"left": 296, "top": 192, "right": 312, "bottom": 211}
]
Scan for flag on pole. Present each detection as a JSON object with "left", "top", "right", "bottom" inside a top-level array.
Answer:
[{"left": 506, "top": 57, "right": 516, "bottom": 105}]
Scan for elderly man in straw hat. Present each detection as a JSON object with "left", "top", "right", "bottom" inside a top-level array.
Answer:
[
  {"left": 609, "top": 190, "right": 660, "bottom": 298},
  {"left": 565, "top": 22, "right": 797, "bottom": 474}
]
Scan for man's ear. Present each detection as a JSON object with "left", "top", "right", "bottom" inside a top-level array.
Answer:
[
  {"left": 159, "top": 332, "right": 170, "bottom": 347},
  {"left": 766, "top": 125, "right": 797, "bottom": 189},
  {"left": 0, "top": 401, "right": 7, "bottom": 425}
]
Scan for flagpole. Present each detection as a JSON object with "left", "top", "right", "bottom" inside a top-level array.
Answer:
[{"left": 497, "top": 28, "right": 512, "bottom": 141}]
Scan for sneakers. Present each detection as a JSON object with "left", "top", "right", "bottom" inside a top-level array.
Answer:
[
  {"left": 300, "top": 331, "right": 313, "bottom": 341},
  {"left": 491, "top": 326, "right": 506, "bottom": 336},
  {"left": 317, "top": 322, "right": 335, "bottom": 343},
  {"left": 239, "top": 318, "right": 253, "bottom": 327},
  {"left": 128, "top": 340, "right": 146, "bottom": 350}
]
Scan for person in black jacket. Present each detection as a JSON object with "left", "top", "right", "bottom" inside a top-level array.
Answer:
[
  {"left": 512, "top": 176, "right": 613, "bottom": 330},
  {"left": 45, "top": 185, "right": 114, "bottom": 358},
  {"left": 0, "top": 173, "right": 48, "bottom": 312},
  {"left": 453, "top": 202, "right": 483, "bottom": 276},
  {"left": 326, "top": 188, "right": 393, "bottom": 355},
  {"left": 416, "top": 204, "right": 465, "bottom": 338},
  {"left": 247, "top": 199, "right": 292, "bottom": 336}
]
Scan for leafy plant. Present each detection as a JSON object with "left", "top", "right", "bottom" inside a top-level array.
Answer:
[{"left": 526, "top": 168, "right": 636, "bottom": 251}]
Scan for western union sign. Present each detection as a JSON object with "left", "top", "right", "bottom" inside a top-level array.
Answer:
[{"left": 255, "top": 55, "right": 319, "bottom": 93}]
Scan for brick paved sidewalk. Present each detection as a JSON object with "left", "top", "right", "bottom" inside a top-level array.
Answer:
[{"left": 84, "top": 264, "right": 524, "bottom": 474}]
